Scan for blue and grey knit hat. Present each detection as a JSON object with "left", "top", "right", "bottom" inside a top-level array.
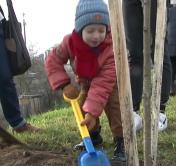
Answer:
[{"left": 75, "top": 0, "right": 110, "bottom": 32}]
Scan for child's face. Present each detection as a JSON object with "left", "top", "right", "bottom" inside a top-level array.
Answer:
[{"left": 82, "top": 24, "right": 106, "bottom": 47}]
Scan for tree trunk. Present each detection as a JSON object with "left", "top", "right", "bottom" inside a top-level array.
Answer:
[
  {"left": 151, "top": 1, "right": 167, "bottom": 165},
  {"left": 143, "top": 0, "right": 152, "bottom": 166},
  {"left": 108, "top": 1, "right": 139, "bottom": 165}
]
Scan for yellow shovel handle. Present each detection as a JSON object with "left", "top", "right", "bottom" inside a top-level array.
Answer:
[{"left": 71, "top": 100, "right": 90, "bottom": 139}]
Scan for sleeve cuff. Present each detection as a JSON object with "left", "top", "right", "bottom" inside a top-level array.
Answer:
[{"left": 83, "top": 99, "right": 104, "bottom": 118}]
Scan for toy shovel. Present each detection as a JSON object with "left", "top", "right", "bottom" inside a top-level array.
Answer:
[{"left": 63, "top": 93, "right": 110, "bottom": 166}]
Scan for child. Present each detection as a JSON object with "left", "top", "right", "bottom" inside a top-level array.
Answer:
[{"left": 45, "top": 0, "right": 126, "bottom": 163}]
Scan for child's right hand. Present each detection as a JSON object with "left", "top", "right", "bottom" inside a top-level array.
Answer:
[{"left": 80, "top": 113, "right": 96, "bottom": 131}]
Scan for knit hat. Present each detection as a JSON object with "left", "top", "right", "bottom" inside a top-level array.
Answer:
[{"left": 75, "top": 0, "right": 109, "bottom": 32}]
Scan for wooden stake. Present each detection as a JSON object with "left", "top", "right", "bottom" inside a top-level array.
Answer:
[
  {"left": 143, "top": 0, "right": 152, "bottom": 166},
  {"left": 108, "top": 1, "right": 139, "bottom": 165},
  {"left": 151, "top": 1, "right": 167, "bottom": 165}
]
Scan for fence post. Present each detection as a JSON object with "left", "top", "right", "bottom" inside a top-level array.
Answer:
[{"left": 19, "top": 94, "right": 43, "bottom": 117}]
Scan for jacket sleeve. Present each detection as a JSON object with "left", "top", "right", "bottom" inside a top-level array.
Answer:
[
  {"left": 45, "top": 35, "right": 71, "bottom": 90},
  {"left": 83, "top": 48, "right": 117, "bottom": 117}
]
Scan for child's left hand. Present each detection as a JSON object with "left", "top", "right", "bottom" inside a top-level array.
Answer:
[{"left": 80, "top": 113, "right": 96, "bottom": 131}]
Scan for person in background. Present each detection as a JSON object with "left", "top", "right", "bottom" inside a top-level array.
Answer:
[
  {"left": 122, "top": 0, "right": 172, "bottom": 131},
  {"left": 170, "top": 57, "right": 176, "bottom": 96},
  {"left": 45, "top": 0, "right": 126, "bottom": 164},
  {"left": 166, "top": 1, "right": 176, "bottom": 96},
  {"left": 0, "top": 5, "right": 41, "bottom": 133}
]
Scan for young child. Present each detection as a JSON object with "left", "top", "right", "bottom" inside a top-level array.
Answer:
[{"left": 45, "top": 0, "right": 126, "bottom": 163}]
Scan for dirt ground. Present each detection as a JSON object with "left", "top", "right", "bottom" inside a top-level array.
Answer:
[
  {"left": 0, "top": 134, "right": 163, "bottom": 166},
  {"left": 0, "top": 144, "right": 164, "bottom": 166},
  {"left": 0, "top": 144, "right": 76, "bottom": 166}
]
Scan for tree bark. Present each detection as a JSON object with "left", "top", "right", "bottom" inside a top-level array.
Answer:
[
  {"left": 108, "top": 1, "right": 139, "bottom": 165},
  {"left": 151, "top": 1, "right": 167, "bottom": 166}
]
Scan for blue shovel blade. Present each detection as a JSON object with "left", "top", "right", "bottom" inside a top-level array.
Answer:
[{"left": 78, "top": 150, "right": 110, "bottom": 166}]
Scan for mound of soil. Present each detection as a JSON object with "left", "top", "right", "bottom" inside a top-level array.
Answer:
[{"left": 0, "top": 144, "right": 76, "bottom": 166}]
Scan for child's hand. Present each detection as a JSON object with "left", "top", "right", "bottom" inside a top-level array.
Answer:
[{"left": 80, "top": 113, "right": 96, "bottom": 131}]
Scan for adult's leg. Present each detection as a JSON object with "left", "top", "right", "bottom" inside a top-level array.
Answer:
[
  {"left": 149, "top": 0, "right": 172, "bottom": 131},
  {"left": 166, "top": 4, "right": 176, "bottom": 96},
  {"left": 123, "top": 0, "right": 171, "bottom": 112},
  {"left": 160, "top": 52, "right": 172, "bottom": 111},
  {"left": 171, "top": 57, "right": 176, "bottom": 82},
  {"left": 170, "top": 57, "right": 176, "bottom": 95},
  {"left": 122, "top": 0, "right": 144, "bottom": 111},
  {"left": 151, "top": 2, "right": 172, "bottom": 111},
  {"left": 0, "top": 22, "right": 26, "bottom": 128},
  {"left": 0, "top": 80, "right": 26, "bottom": 128}
]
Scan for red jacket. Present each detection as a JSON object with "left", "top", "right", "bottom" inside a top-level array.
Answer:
[{"left": 45, "top": 34, "right": 117, "bottom": 117}]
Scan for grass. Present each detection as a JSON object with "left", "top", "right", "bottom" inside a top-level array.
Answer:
[{"left": 11, "top": 97, "right": 176, "bottom": 165}]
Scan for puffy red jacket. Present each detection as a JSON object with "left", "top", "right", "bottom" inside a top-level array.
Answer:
[{"left": 45, "top": 33, "right": 117, "bottom": 117}]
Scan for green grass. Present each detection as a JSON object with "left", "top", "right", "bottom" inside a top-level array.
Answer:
[{"left": 11, "top": 97, "right": 176, "bottom": 165}]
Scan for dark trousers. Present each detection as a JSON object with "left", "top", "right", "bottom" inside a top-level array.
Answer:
[
  {"left": 171, "top": 57, "right": 176, "bottom": 89},
  {"left": 0, "top": 21, "right": 25, "bottom": 128},
  {"left": 122, "top": 0, "right": 172, "bottom": 111},
  {"left": 166, "top": 6, "right": 176, "bottom": 89}
]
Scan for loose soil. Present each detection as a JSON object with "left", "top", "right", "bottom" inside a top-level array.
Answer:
[
  {"left": 0, "top": 138, "right": 164, "bottom": 166},
  {"left": 0, "top": 143, "right": 76, "bottom": 166}
]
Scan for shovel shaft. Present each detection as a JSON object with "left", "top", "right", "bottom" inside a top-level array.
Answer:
[
  {"left": 71, "top": 100, "right": 90, "bottom": 138},
  {"left": 64, "top": 94, "right": 110, "bottom": 164},
  {"left": 71, "top": 100, "right": 96, "bottom": 153}
]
